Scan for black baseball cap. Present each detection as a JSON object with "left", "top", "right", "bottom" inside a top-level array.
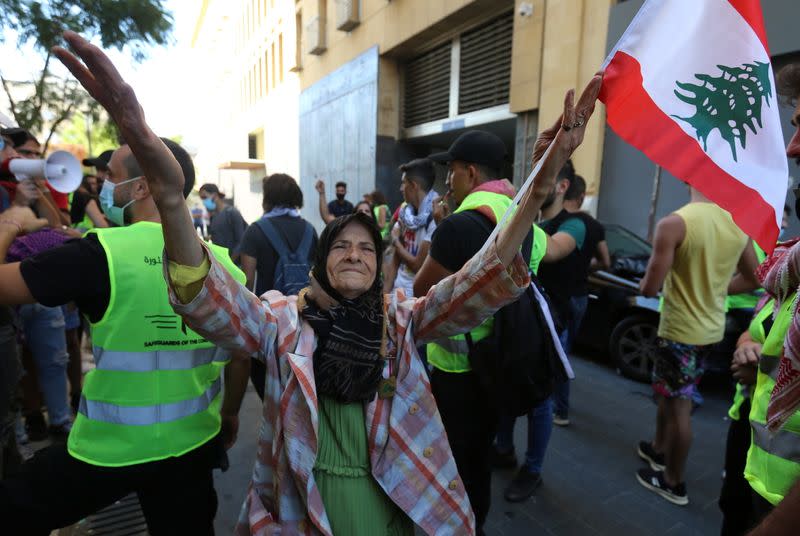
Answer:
[
  {"left": 83, "top": 149, "right": 114, "bottom": 169},
  {"left": 428, "top": 130, "right": 507, "bottom": 170}
]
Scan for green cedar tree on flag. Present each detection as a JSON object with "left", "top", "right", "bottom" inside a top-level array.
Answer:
[{"left": 599, "top": 0, "right": 787, "bottom": 253}]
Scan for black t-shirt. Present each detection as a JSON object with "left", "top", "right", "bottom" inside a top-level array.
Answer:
[
  {"left": 240, "top": 215, "right": 318, "bottom": 296},
  {"left": 70, "top": 190, "right": 94, "bottom": 224},
  {"left": 430, "top": 210, "right": 532, "bottom": 276},
  {"left": 19, "top": 234, "right": 111, "bottom": 323},
  {"left": 327, "top": 200, "right": 354, "bottom": 218}
]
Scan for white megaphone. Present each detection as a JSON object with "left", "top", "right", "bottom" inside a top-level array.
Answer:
[{"left": 1, "top": 151, "right": 82, "bottom": 193}]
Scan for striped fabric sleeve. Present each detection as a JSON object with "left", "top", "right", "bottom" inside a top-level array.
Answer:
[
  {"left": 165, "top": 242, "right": 279, "bottom": 359},
  {"left": 412, "top": 243, "right": 530, "bottom": 344}
]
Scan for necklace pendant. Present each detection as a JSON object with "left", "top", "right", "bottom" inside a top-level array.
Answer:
[{"left": 378, "top": 377, "right": 397, "bottom": 399}]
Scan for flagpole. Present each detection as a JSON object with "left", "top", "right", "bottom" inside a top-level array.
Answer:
[{"left": 647, "top": 164, "right": 662, "bottom": 242}]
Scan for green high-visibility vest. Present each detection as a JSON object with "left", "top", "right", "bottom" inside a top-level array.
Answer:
[
  {"left": 427, "top": 190, "right": 547, "bottom": 373},
  {"left": 726, "top": 243, "right": 767, "bottom": 311},
  {"left": 69, "top": 221, "right": 245, "bottom": 467},
  {"left": 728, "top": 300, "right": 772, "bottom": 420},
  {"left": 744, "top": 293, "right": 800, "bottom": 505}
]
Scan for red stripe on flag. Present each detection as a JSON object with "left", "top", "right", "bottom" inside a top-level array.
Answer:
[
  {"left": 727, "top": 0, "right": 770, "bottom": 54},
  {"left": 599, "top": 50, "right": 778, "bottom": 252}
]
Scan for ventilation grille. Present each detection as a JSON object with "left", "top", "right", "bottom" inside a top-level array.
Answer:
[
  {"left": 458, "top": 11, "right": 513, "bottom": 115},
  {"left": 403, "top": 42, "right": 451, "bottom": 128}
]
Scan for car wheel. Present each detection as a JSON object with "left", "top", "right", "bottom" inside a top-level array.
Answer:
[{"left": 609, "top": 315, "right": 658, "bottom": 383}]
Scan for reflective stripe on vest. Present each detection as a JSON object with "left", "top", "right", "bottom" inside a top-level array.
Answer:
[
  {"left": 427, "top": 190, "right": 513, "bottom": 373},
  {"left": 745, "top": 294, "right": 800, "bottom": 505},
  {"left": 78, "top": 377, "right": 222, "bottom": 426},
  {"left": 93, "top": 346, "right": 228, "bottom": 372},
  {"left": 729, "top": 302, "right": 772, "bottom": 420},
  {"left": 69, "top": 222, "right": 245, "bottom": 467}
]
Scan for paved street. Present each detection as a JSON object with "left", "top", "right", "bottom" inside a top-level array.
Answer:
[{"left": 214, "top": 352, "right": 732, "bottom": 535}]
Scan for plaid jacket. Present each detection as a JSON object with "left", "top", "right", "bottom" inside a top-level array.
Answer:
[{"left": 167, "top": 243, "right": 529, "bottom": 535}]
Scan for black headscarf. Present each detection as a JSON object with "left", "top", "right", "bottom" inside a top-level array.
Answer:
[{"left": 302, "top": 212, "right": 387, "bottom": 403}]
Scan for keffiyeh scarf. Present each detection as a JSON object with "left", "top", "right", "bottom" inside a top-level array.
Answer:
[
  {"left": 399, "top": 189, "right": 437, "bottom": 230},
  {"left": 757, "top": 237, "right": 800, "bottom": 431}
]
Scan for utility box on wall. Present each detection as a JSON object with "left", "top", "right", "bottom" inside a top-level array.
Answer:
[
  {"left": 335, "top": 0, "right": 360, "bottom": 32},
  {"left": 306, "top": 15, "right": 327, "bottom": 55}
]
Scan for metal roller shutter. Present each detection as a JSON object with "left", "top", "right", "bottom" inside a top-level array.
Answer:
[
  {"left": 458, "top": 11, "right": 513, "bottom": 115},
  {"left": 403, "top": 42, "right": 451, "bottom": 128}
]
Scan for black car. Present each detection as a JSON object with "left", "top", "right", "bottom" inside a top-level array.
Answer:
[{"left": 576, "top": 223, "right": 738, "bottom": 383}]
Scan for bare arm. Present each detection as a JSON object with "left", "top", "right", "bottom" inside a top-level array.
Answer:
[
  {"left": 413, "top": 255, "right": 453, "bottom": 297},
  {"left": 393, "top": 238, "right": 431, "bottom": 274},
  {"left": 591, "top": 240, "right": 611, "bottom": 271},
  {"left": 0, "top": 206, "right": 48, "bottom": 305},
  {"left": 377, "top": 206, "right": 387, "bottom": 229},
  {"left": 54, "top": 32, "right": 204, "bottom": 269},
  {"left": 748, "top": 478, "right": 800, "bottom": 535},
  {"left": 382, "top": 248, "right": 400, "bottom": 294},
  {"left": 241, "top": 253, "right": 257, "bottom": 292},
  {"left": 315, "top": 180, "right": 335, "bottom": 224},
  {"left": 639, "top": 214, "right": 685, "bottom": 297},
  {"left": 220, "top": 352, "right": 250, "bottom": 450},
  {"left": 85, "top": 199, "right": 109, "bottom": 228},
  {"left": 728, "top": 241, "right": 761, "bottom": 295},
  {"left": 542, "top": 232, "right": 577, "bottom": 263}
]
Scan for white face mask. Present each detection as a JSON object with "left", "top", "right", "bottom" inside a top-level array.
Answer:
[{"left": 99, "top": 176, "right": 142, "bottom": 226}]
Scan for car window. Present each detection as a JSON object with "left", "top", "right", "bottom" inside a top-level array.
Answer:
[{"left": 603, "top": 224, "right": 652, "bottom": 258}]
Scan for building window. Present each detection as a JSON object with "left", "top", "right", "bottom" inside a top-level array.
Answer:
[
  {"left": 458, "top": 11, "right": 513, "bottom": 114},
  {"left": 248, "top": 134, "right": 258, "bottom": 159},
  {"left": 294, "top": 10, "right": 303, "bottom": 70},
  {"left": 264, "top": 49, "right": 270, "bottom": 93},
  {"left": 403, "top": 42, "right": 452, "bottom": 128},
  {"left": 258, "top": 57, "right": 264, "bottom": 97}
]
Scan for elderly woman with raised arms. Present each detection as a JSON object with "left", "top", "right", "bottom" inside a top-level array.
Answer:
[{"left": 53, "top": 31, "right": 602, "bottom": 535}]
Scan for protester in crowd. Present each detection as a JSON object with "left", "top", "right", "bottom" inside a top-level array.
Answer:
[
  {"left": 199, "top": 182, "right": 248, "bottom": 263},
  {"left": 40, "top": 31, "right": 601, "bottom": 535},
  {"left": 315, "top": 180, "right": 376, "bottom": 223},
  {"left": 0, "top": 205, "right": 48, "bottom": 478},
  {"left": 411, "top": 131, "right": 532, "bottom": 525},
  {"left": 726, "top": 62, "right": 800, "bottom": 536},
  {"left": 370, "top": 189, "right": 392, "bottom": 239},
  {"left": 635, "top": 185, "right": 758, "bottom": 505},
  {"left": 82, "top": 149, "right": 113, "bottom": 190},
  {"left": 5, "top": 129, "right": 70, "bottom": 225},
  {"left": 70, "top": 174, "right": 108, "bottom": 231},
  {"left": 328, "top": 180, "right": 354, "bottom": 217},
  {"left": 240, "top": 173, "right": 317, "bottom": 400},
  {"left": 382, "top": 159, "right": 437, "bottom": 297},
  {"left": 0, "top": 116, "right": 249, "bottom": 533},
  {"left": 537, "top": 167, "right": 607, "bottom": 427},
  {"left": 563, "top": 174, "right": 610, "bottom": 271}
]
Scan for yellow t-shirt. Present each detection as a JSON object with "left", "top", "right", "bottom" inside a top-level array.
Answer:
[{"left": 658, "top": 202, "right": 747, "bottom": 345}]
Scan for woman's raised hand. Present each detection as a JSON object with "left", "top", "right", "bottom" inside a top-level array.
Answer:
[{"left": 52, "top": 31, "right": 185, "bottom": 210}]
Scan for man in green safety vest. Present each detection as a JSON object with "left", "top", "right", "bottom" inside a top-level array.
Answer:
[
  {"left": 414, "top": 129, "right": 566, "bottom": 528},
  {"left": 728, "top": 63, "right": 800, "bottom": 536},
  {"left": 0, "top": 136, "right": 249, "bottom": 534}
]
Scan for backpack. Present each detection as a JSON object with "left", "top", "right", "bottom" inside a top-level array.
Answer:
[
  {"left": 461, "top": 214, "right": 568, "bottom": 417},
  {"left": 255, "top": 218, "right": 314, "bottom": 295}
]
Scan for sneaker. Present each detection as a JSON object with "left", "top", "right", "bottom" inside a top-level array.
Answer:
[
  {"left": 552, "top": 413, "right": 570, "bottom": 426},
  {"left": 25, "top": 412, "right": 48, "bottom": 442},
  {"left": 635, "top": 468, "right": 688, "bottom": 506},
  {"left": 504, "top": 468, "right": 542, "bottom": 502},
  {"left": 637, "top": 440, "right": 666, "bottom": 471},
  {"left": 48, "top": 421, "right": 73, "bottom": 442},
  {"left": 491, "top": 445, "right": 518, "bottom": 470}
]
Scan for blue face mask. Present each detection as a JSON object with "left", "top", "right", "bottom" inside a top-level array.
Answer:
[
  {"left": 99, "top": 176, "right": 142, "bottom": 226},
  {"left": 203, "top": 197, "right": 217, "bottom": 211}
]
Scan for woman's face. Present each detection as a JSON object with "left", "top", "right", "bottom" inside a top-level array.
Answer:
[
  {"left": 354, "top": 202, "right": 372, "bottom": 216},
  {"left": 326, "top": 221, "right": 377, "bottom": 299}
]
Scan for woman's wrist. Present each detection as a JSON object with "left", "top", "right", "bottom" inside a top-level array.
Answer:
[{"left": 0, "top": 220, "right": 22, "bottom": 235}]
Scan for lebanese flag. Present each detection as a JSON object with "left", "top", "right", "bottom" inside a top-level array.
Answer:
[{"left": 599, "top": 0, "right": 787, "bottom": 253}]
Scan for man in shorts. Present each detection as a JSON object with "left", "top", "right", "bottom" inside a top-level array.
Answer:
[{"left": 636, "top": 186, "right": 758, "bottom": 505}]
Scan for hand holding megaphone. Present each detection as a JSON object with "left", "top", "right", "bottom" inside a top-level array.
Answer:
[{"left": 0, "top": 151, "right": 82, "bottom": 193}]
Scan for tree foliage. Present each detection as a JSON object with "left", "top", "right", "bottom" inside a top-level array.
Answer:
[{"left": 0, "top": 1, "right": 173, "bottom": 151}]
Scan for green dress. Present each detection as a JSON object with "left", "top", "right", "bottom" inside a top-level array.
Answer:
[{"left": 313, "top": 395, "right": 414, "bottom": 535}]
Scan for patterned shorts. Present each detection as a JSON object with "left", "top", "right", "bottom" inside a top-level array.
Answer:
[{"left": 652, "top": 338, "right": 709, "bottom": 399}]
